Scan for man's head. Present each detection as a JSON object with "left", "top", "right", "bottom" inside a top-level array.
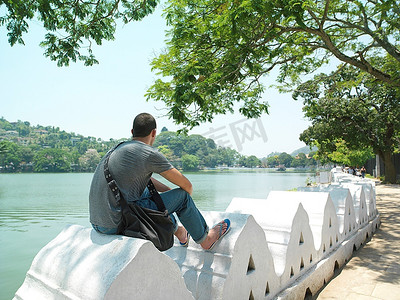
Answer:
[{"left": 131, "top": 113, "right": 157, "bottom": 144}]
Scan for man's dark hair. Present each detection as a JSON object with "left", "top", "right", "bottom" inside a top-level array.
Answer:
[{"left": 132, "top": 113, "right": 157, "bottom": 137}]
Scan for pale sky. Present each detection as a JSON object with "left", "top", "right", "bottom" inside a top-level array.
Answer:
[{"left": 0, "top": 5, "right": 314, "bottom": 158}]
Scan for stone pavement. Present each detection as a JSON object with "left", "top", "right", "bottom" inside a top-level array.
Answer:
[{"left": 316, "top": 183, "right": 400, "bottom": 300}]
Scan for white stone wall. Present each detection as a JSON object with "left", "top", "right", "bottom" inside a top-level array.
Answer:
[
  {"left": 14, "top": 172, "right": 380, "bottom": 300},
  {"left": 13, "top": 225, "right": 194, "bottom": 300},
  {"left": 297, "top": 186, "right": 357, "bottom": 241}
]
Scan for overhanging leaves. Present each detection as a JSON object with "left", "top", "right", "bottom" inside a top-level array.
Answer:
[
  {"left": 147, "top": 0, "right": 400, "bottom": 128},
  {"left": 1, "top": 0, "right": 160, "bottom": 66}
]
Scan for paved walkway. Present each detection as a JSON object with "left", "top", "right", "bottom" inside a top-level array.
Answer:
[{"left": 316, "top": 183, "right": 400, "bottom": 300}]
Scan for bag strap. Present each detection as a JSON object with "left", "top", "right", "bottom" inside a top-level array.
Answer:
[
  {"left": 146, "top": 179, "right": 167, "bottom": 212},
  {"left": 104, "top": 142, "right": 125, "bottom": 203},
  {"left": 103, "top": 141, "right": 167, "bottom": 212}
]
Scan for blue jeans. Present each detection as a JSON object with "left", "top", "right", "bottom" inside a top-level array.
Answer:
[
  {"left": 92, "top": 224, "right": 118, "bottom": 235},
  {"left": 92, "top": 188, "right": 209, "bottom": 244},
  {"left": 136, "top": 188, "right": 209, "bottom": 244}
]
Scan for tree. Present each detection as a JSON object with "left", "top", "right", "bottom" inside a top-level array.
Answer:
[
  {"left": 147, "top": 0, "right": 400, "bottom": 129},
  {"left": 181, "top": 154, "right": 199, "bottom": 171},
  {"left": 0, "top": 141, "right": 8, "bottom": 155},
  {"left": 33, "top": 148, "right": 71, "bottom": 172},
  {"left": 0, "top": 117, "right": 13, "bottom": 130},
  {"left": 154, "top": 131, "right": 187, "bottom": 156},
  {"left": 291, "top": 153, "right": 308, "bottom": 168},
  {"left": 323, "top": 140, "right": 374, "bottom": 167},
  {"left": 1, "top": 0, "right": 159, "bottom": 66},
  {"left": 79, "top": 148, "right": 101, "bottom": 172},
  {"left": 294, "top": 63, "right": 400, "bottom": 183},
  {"left": 278, "top": 152, "right": 293, "bottom": 168},
  {"left": 245, "top": 155, "right": 261, "bottom": 168},
  {"left": 217, "top": 147, "right": 239, "bottom": 167},
  {"left": 20, "top": 146, "right": 34, "bottom": 164},
  {"left": 15, "top": 120, "right": 31, "bottom": 136},
  {"left": 266, "top": 155, "right": 279, "bottom": 168},
  {"left": 0, "top": 140, "right": 22, "bottom": 171},
  {"left": 203, "top": 151, "right": 218, "bottom": 168},
  {"left": 206, "top": 138, "right": 216, "bottom": 150},
  {"left": 307, "top": 152, "right": 318, "bottom": 167},
  {"left": 238, "top": 154, "right": 261, "bottom": 168},
  {"left": 184, "top": 134, "right": 209, "bottom": 156},
  {"left": 238, "top": 154, "right": 247, "bottom": 167},
  {"left": 157, "top": 144, "right": 179, "bottom": 164}
]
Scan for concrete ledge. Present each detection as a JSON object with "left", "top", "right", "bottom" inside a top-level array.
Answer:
[
  {"left": 226, "top": 196, "right": 317, "bottom": 286},
  {"left": 276, "top": 213, "right": 381, "bottom": 300},
  {"left": 14, "top": 225, "right": 193, "bottom": 300},
  {"left": 14, "top": 172, "right": 380, "bottom": 300},
  {"left": 297, "top": 186, "right": 357, "bottom": 242}
]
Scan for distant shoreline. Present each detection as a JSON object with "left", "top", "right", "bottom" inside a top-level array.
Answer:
[
  {"left": 169, "top": 167, "right": 322, "bottom": 174},
  {"left": 0, "top": 167, "right": 323, "bottom": 175}
]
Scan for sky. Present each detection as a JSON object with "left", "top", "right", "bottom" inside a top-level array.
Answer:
[{"left": 0, "top": 5, "right": 313, "bottom": 158}]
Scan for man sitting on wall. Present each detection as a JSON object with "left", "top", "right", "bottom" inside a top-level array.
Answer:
[{"left": 89, "top": 112, "right": 230, "bottom": 250}]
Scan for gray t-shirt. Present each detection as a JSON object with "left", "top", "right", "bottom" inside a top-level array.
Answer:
[{"left": 89, "top": 140, "right": 173, "bottom": 229}]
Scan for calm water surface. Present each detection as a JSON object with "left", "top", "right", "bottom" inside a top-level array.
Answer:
[{"left": 0, "top": 171, "right": 313, "bottom": 300}]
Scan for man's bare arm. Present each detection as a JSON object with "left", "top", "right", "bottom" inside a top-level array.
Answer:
[{"left": 160, "top": 168, "right": 193, "bottom": 195}]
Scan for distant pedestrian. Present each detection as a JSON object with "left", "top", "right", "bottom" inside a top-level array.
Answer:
[{"left": 361, "top": 166, "right": 366, "bottom": 178}]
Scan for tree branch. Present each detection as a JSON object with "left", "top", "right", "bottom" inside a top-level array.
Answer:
[
  {"left": 326, "top": 16, "right": 400, "bottom": 64},
  {"left": 321, "top": 0, "right": 331, "bottom": 27},
  {"left": 306, "top": 27, "right": 398, "bottom": 86}
]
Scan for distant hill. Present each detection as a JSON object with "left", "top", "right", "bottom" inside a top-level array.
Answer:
[
  {"left": 290, "top": 145, "right": 318, "bottom": 156},
  {"left": 266, "top": 151, "right": 282, "bottom": 158},
  {"left": 0, "top": 118, "right": 265, "bottom": 172},
  {"left": 264, "top": 146, "right": 317, "bottom": 159}
]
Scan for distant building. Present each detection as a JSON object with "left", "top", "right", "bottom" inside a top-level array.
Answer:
[
  {"left": 71, "top": 137, "right": 81, "bottom": 145},
  {"left": 6, "top": 130, "right": 19, "bottom": 137},
  {"left": 33, "top": 129, "right": 48, "bottom": 135},
  {"left": 18, "top": 137, "right": 32, "bottom": 146}
]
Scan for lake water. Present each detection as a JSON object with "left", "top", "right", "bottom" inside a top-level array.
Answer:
[{"left": 0, "top": 171, "right": 314, "bottom": 300}]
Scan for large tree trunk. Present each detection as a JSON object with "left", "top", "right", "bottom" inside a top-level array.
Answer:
[{"left": 381, "top": 151, "right": 397, "bottom": 183}]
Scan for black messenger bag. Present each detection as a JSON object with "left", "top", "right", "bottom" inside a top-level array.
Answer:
[{"left": 103, "top": 143, "right": 174, "bottom": 251}]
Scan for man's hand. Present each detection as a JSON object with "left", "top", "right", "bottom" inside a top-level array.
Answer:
[{"left": 160, "top": 168, "right": 193, "bottom": 195}]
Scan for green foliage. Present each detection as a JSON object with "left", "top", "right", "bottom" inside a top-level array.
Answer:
[
  {"left": 291, "top": 152, "right": 307, "bottom": 168},
  {"left": 181, "top": 154, "right": 199, "bottom": 171},
  {"left": 216, "top": 147, "right": 240, "bottom": 167},
  {"left": 33, "top": 148, "right": 72, "bottom": 172},
  {"left": 1, "top": 0, "right": 160, "bottom": 66},
  {"left": 278, "top": 152, "right": 293, "bottom": 168},
  {"left": 0, "top": 117, "right": 266, "bottom": 172},
  {"left": 325, "top": 140, "right": 374, "bottom": 167},
  {"left": 0, "top": 140, "right": 23, "bottom": 171},
  {"left": 0, "top": 142, "right": 7, "bottom": 155},
  {"left": 79, "top": 149, "right": 101, "bottom": 172},
  {"left": 262, "top": 151, "right": 318, "bottom": 168},
  {"left": 154, "top": 130, "right": 243, "bottom": 168},
  {"left": 5, "top": 1, "right": 400, "bottom": 135},
  {"left": 244, "top": 155, "right": 261, "bottom": 168},
  {"left": 158, "top": 144, "right": 173, "bottom": 157},
  {"left": 295, "top": 61, "right": 400, "bottom": 182},
  {"left": 147, "top": 0, "right": 400, "bottom": 128},
  {"left": 265, "top": 156, "right": 279, "bottom": 168},
  {"left": 0, "top": 117, "right": 323, "bottom": 172},
  {"left": 0, "top": 118, "right": 122, "bottom": 172}
]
